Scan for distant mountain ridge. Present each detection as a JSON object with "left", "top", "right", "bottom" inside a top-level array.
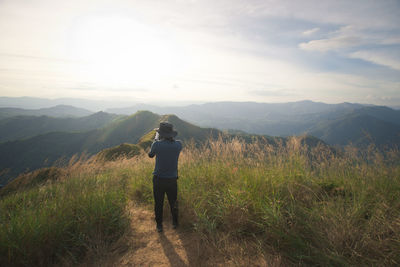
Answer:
[
  {"left": 0, "top": 96, "right": 137, "bottom": 111},
  {"left": 0, "top": 105, "right": 93, "bottom": 119},
  {"left": 1, "top": 100, "right": 399, "bottom": 148},
  {"left": 108, "top": 101, "right": 400, "bottom": 148},
  {"left": 106, "top": 101, "right": 368, "bottom": 133},
  {"left": 107, "top": 100, "right": 365, "bottom": 119},
  {"left": 0, "top": 111, "right": 120, "bottom": 143}
]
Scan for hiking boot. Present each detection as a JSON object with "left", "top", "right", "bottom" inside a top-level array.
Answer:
[
  {"left": 172, "top": 221, "right": 178, "bottom": 229},
  {"left": 156, "top": 224, "right": 163, "bottom": 233}
]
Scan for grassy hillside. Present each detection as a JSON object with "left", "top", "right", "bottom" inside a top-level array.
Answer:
[
  {"left": 0, "top": 111, "right": 222, "bottom": 184},
  {"left": 0, "top": 136, "right": 399, "bottom": 266}
]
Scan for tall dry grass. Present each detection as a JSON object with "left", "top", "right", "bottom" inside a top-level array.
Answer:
[
  {"left": 128, "top": 136, "right": 400, "bottom": 266},
  {"left": 1, "top": 135, "right": 399, "bottom": 266}
]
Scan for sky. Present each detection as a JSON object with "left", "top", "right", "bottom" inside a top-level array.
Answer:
[{"left": 0, "top": 0, "right": 399, "bottom": 106}]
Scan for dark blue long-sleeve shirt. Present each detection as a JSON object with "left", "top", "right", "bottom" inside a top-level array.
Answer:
[{"left": 148, "top": 139, "right": 182, "bottom": 178}]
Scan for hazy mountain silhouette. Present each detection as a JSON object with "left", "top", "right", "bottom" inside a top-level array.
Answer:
[
  {"left": 308, "top": 113, "right": 400, "bottom": 147},
  {"left": 0, "top": 105, "right": 93, "bottom": 119},
  {"left": 107, "top": 100, "right": 365, "bottom": 120},
  {"left": 1, "top": 100, "right": 398, "bottom": 147},
  {"left": 0, "top": 111, "right": 120, "bottom": 143},
  {"left": 0, "top": 96, "right": 137, "bottom": 111},
  {"left": 108, "top": 101, "right": 400, "bottom": 145}
]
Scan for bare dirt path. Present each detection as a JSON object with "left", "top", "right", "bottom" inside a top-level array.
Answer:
[
  {"left": 117, "top": 205, "right": 202, "bottom": 266},
  {"left": 81, "top": 203, "right": 279, "bottom": 267},
  {"left": 86, "top": 202, "right": 217, "bottom": 267}
]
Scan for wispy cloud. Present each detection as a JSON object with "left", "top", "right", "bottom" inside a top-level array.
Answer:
[
  {"left": 299, "top": 25, "right": 367, "bottom": 52},
  {"left": 299, "top": 35, "right": 363, "bottom": 52},
  {"left": 350, "top": 50, "right": 400, "bottom": 71},
  {"left": 302, "top": 27, "right": 320, "bottom": 36}
]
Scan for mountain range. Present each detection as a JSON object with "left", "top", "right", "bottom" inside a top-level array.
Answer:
[
  {"left": 0, "top": 96, "right": 136, "bottom": 111},
  {"left": 107, "top": 101, "right": 400, "bottom": 146},
  {"left": 1, "top": 100, "right": 399, "bottom": 147},
  {"left": 0, "top": 99, "right": 399, "bottom": 185},
  {"left": 0, "top": 111, "right": 119, "bottom": 143},
  {"left": 0, "top": 105, "right": 93, "bottom": 119}
]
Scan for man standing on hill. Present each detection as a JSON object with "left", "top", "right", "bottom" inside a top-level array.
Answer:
[{"left": 148, "top": 122, "right": 182, "bottom": 232}]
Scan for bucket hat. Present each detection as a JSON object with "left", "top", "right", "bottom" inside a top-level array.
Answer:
[{"left": 156, "top": 122, "right": 177, "bottom": 138}]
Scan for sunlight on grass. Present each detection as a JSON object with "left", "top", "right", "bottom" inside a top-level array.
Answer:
[
  {"left": 1, "top": 135, "right": 399, "bottom": 266},
  {"left": 127, "top": 136, "right": 400, "bottom": 266}
]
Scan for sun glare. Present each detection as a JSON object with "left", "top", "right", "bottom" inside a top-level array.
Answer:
[{"left": 69, "top": 16, "right": 186, "bottom": 87}]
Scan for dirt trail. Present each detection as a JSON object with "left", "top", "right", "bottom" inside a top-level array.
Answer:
[
  {"left": 118, "top": 206, "right": 198, "bottom": 266},
  {"left": 83, "top": 203, "right": 279, "bottom": 267},
  {"left": 93, "top": 203, "right": 214, "bottom": 267}
]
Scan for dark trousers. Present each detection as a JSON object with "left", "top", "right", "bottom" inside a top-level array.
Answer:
[{"left": 153, "top": 176, "right": 178, "bottom": 225}]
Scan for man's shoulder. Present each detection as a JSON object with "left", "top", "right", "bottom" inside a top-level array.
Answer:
[
  {"left": 161, "top": 139, "right": 182, "bottom": 149},
  {"left": 175, "top": 140, "right": 182, "bottom": 147}
]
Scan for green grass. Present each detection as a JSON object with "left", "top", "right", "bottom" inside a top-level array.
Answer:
[
  {"left": 1, "top": 136, "right": 399, "bottom": 266},
  {"left": 0, "top": 166, "right": 129, "bottom": 266}
]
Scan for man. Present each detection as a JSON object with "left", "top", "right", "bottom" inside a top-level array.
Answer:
[{"left": 148, "top": 122, "right": 182, "bottom": 232}]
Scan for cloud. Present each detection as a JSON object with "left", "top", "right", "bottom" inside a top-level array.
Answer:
[
  {"left": 299, "top": 25, "right": 366, "bottom": 52},
  {"left": 299, "top": 36, "right": 363, "bottom": 52},
  {"left": 302, "top": 27, "right": 320, "bottom": 36},
  {"left": 350, "top": 50, "right": 400, "bottom": 71},
  {"left": 1, "top": 0, "right": 399, "bottom": 106},
  {"left": 232, "top": 0, "right": 400, "bottom": 30}
]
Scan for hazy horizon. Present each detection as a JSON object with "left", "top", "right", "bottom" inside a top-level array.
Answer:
[
  {"left": 3, "top": 96, "right": 399, "bottom": 113},
  {"left": 1, "top": 0, "right": 399, "bottom": 106}
]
